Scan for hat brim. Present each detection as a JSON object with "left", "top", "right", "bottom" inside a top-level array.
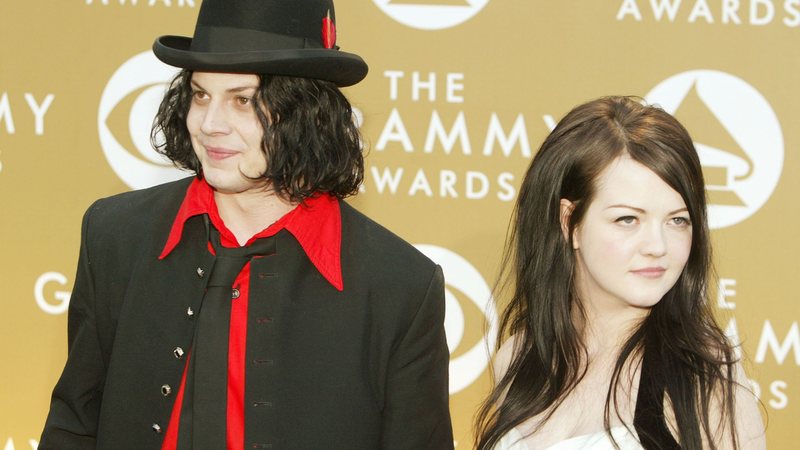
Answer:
[{"left": 153, "top": 35, "right": 368, "bottom": 87}]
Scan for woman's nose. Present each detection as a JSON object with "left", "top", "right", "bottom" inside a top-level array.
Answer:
[{"left": 640, "top": 224, "right": 667, "bottom": 257}]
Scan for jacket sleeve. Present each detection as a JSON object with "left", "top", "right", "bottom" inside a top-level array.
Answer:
[
  {"left": 380, "top": 265, "right": 454, "bottom": 450},
  {"left": 39, "top": 204, "right": 107, "bottom": 449}
]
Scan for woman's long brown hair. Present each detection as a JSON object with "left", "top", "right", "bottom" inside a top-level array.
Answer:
[{"left": 475, "top": 96, "right": 738, "bottom": 450}]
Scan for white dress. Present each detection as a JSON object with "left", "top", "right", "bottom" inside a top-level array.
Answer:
[{"left": 494, "top": 426, "right": 644, "bottom": 450}]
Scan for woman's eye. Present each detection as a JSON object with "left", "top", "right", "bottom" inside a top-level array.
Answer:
[
  {"left": 236, "top": 96, "right": 252, "bottom": 106},
  {"left": 671, "top": 216, "right": 691, "bottom": 226},
  {"left": 191, "top": 91, "right": 208, "bottom": 101},
  {"left": 616, "top": 216, "right": 637, "bottom": 225}
]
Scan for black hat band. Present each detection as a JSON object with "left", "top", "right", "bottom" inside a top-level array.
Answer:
[{"left": 190, "top": 25, "right": 324, "bottom": 53}]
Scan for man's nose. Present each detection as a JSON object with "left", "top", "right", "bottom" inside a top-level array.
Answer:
[{"left": 200, "top": 101, "right": 232, "bottom": 135}]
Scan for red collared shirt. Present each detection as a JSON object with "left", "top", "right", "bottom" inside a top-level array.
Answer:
[{"left": 160, "top": 178, "right": 343, "bottom": 450}]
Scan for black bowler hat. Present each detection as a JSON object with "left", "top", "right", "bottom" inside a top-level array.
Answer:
[{"left": 153, "top": 0, "right": 368, "bottom": 86}]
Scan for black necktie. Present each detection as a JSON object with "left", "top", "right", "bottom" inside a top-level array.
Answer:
[{"left": 177, "top": 228, "right": 276, "bottom": 450}]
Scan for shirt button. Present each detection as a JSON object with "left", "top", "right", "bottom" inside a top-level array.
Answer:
[
  {"left": 161, "top": 384, "right": 172, "bottom": 396},
  {"left": 196, "top": 267, "right": 205, "bottom": 278},
  {"left": 186, "top": 306, "right": 194, "bottom": 317},
  {"left": 152, "top": 423, "right": 162, "bottom": 434},
  {"left": 173, "top": 347, "right": 185, "bottom": 359},
  {"left": 232, "top": 288, "right": 240, "bottom": 299}
]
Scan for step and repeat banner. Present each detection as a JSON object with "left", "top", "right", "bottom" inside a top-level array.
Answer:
[{"left": 1, "top": 1, "right": 797, "bottom": 448}]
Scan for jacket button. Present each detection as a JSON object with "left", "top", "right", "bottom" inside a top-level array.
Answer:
[
  {"left": 161, "top": 384, "right": 172, "bottom": 396},
  {"left": 152, "top": 423, "right": 162, "bottom": 433},
  {"left": 232, "top": 288, "right": 240, "bottom": 299},
  {"left": 196, "top": 267, "right": 205, "bottom": 278},
  {"left": 253, "top": 359, "right": 273, "bottom": 366},
  {"left": 187, "top": 306, "right": 194, "bottom": 317},
  {"left": 173, "top": 347, "right": 185, "bottom": 359}
]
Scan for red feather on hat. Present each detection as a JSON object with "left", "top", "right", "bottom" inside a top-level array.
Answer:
[{"left": 322, "top": 10, "right": 336, "bottom": 49}]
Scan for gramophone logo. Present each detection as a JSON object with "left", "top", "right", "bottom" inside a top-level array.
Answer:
[
  {"left": 372, "top": 0, "right": 490, "bottom": 30},
  {"left": 646, "top": 70, "right": 784, "bottom": 229},
  {"left": 415, "top": 244, "right": 497, "bottom": 394},
  {"left": 98, "top": 51, "right": 188, "bottom": 189}
]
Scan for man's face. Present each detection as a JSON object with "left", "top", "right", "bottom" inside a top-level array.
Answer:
[{"left": 186, "top": 72, "right": 268, "bottom": 194}]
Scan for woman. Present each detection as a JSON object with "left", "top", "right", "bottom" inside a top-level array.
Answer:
[{"left": 476, "top": 97, "right": 765, "bottom": 449}]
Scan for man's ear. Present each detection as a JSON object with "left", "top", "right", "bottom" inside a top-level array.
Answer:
[{"left": 559, "top": 199, "right": 579, "bottom": 250}]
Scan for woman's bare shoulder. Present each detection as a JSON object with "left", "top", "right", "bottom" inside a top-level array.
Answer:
[{"left": 727, "top": 360, "right": 766, "bottom": 450}]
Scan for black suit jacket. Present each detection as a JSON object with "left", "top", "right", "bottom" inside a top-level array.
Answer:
[{"left": 40, "top": 178, "right": 453, "bottom": 449}]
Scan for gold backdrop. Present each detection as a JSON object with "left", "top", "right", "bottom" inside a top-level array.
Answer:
[{"left": 1, "top": 1, "right": 797, "bottom": 448}]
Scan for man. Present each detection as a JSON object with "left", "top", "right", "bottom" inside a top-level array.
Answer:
[{"left": 39, "top": 0, "right": 453, "bottom": 448}]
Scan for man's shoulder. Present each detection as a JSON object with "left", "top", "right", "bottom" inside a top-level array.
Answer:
[
  {"left": 338, "top": 201, "right": 444, "bottom": 325},
  {"left": 83, "top": 177, "right": 193, "bottom": 237},
  {"left": 339, "top": 200, "right": 436, "bottom": 272},
  {"left": 90, "top": 177, "right": 192, "bottom": 215}
]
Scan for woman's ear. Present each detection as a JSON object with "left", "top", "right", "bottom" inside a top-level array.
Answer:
[{"left": 559, "top": 199, "right": 579, "bottom": 250}]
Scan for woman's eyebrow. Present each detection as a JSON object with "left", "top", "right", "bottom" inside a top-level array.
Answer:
[
  {"left": 605, "top": 204, "right": 645, "bottom": 213},
  {"left": 605, "top": 204, "right": 689, "bottom": 215}
]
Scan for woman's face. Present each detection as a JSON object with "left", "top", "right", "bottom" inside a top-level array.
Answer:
[
  {"left": 567, "top": 155, "right": 693, "bottom": 316},
  {"left": 186, "top": 72, "right": 268, "bottom": 194}
]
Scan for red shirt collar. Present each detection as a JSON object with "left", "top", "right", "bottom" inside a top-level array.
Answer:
[{"left": 159, "top": 178, "right": 343, "bottom": 291}]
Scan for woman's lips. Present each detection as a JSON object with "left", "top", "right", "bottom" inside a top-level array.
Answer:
[{"left": 631, "top": 267, "right": 666, "bottom": 278}]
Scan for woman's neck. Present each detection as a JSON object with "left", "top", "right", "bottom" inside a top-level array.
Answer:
[{"left": 576, "top": 300, "right": 648, "bottom": 358}]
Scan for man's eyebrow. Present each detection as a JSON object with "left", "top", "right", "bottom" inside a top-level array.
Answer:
[
  {"left": 189, "top": 80, "right": 258, "bottom": 93},
  {"left": 226, "top": 85, "right": 259, "bottom": 94}
]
